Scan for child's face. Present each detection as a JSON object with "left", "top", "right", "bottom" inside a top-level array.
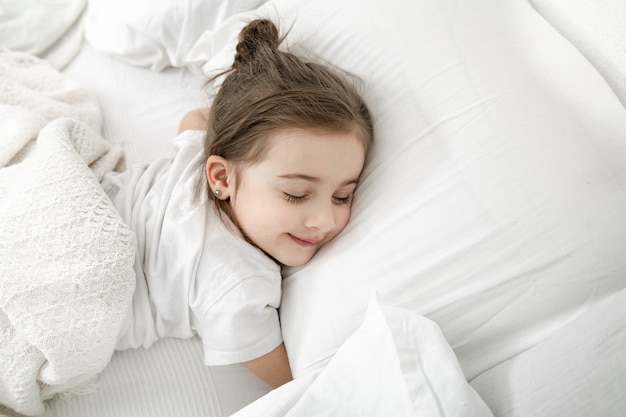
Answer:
[{"left": 229, "top": 128, "right": 366, "bottom": 266}]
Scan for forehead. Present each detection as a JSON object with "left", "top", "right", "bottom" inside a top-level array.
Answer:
[{"left": 258, "top": 127, "right": 366, "bottom": 179}]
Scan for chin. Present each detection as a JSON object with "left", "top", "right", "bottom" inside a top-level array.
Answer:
[
  {"left": 277, "top": 253, "right": 315, "bottom": 267},
  {"left": 279, "top": 258, "right": 310, "bottom": 267}
]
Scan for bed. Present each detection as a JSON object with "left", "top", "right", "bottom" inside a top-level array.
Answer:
[{"left": 1, "top": 0, "right": 625, "bottom": 416}]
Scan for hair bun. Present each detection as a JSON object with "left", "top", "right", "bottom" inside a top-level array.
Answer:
[{"left": 234, "top": 19, "right": 280, "bottom": 68}]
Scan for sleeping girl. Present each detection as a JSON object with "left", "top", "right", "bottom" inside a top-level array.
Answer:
[{"left": 100, "top": 18, "right": 374, "bottom": 387}]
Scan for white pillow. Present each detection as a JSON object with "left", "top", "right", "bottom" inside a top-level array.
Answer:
[
  {"left": 232, "top": 293, "right": 493, "bottom": 417},
  {"left": 84, "top": 0, "right": 267, "bottom": 71},
  {"left": 196, "top": 0, "right": 626, "bottom": 382}
]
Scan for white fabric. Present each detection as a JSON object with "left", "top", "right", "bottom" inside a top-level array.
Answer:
[
  {"left": 43, "top": 0, "right": 626, "bottom": 414},
  {"left": 104, "top": 130, "right": 284, "bottom": 365},
  {"left": 0, "top": 51, "right": 135, "bottom": 417},
  {"left": 84, "top": 0, "right": 267, "bottom": 72},
  {"left": 470, "top": 289, "right": 626, "bottom": 417},
  {"left": 530, "top": 0, "right": 626, "bottom": 107},
  {"left": 233, "top": 293, "right": 493, "bottom": 417},
  {"left": 62, "top": 43, "right": 206, "bottom": 166},
  {"left": 0, "top": 0, "right": 86, "bottom": 69},
  {"left": 187, "top": 0, "right": 626, "bottom": 383},
  {"left": 48, "top": 336, "right": 273, "bottom": 417}
]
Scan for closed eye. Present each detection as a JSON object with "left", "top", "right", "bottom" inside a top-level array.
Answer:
[
  {"left": 333, "top": 195, "right": 353, "bottom": 205},
  {"left": 284, "top": 193, "right": 308, "bottom": 204}
]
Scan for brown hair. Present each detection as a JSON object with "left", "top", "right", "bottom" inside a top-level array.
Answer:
[{"left": 203, "top": 18, "right": 374, "bottom": 222}]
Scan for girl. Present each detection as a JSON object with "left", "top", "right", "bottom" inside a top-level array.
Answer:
[{"left": 101, "top": 19, "right": 374, "bottom": 388}]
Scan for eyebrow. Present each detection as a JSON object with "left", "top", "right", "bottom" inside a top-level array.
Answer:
[{"left": 278, "top": 173, "right": 359, "bottom": 186}]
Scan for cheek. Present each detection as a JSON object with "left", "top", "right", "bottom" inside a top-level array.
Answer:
[
  {"left": 268, "top": 204, "right": 292, "bottom": 228},
  {"left": 334, "top": 206, "right": 353, "bottom": 233},
  {"left": 252, "top": 195, "right": 291, "bottom": 228}
]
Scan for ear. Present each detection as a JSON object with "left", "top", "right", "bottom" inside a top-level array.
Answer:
[{"left": 205, "top": 155, "right": 233, "bottom": 199}]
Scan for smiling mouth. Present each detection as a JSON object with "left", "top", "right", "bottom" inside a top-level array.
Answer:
[{"left": 288, "top": 234, "right": 320, "bottom": 248}]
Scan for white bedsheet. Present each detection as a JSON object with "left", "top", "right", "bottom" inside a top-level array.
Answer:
[{"left": 471, "top": 288, "right": 626, "bottom": 417}]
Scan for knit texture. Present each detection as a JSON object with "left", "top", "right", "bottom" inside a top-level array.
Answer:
[{"left": 0, "top": 51, "right": 136, "bottom": 417}]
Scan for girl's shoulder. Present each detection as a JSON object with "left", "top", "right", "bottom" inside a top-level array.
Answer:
[
  {"left": 177, "top": 109, "right": 209, "bottom": 134},
  {"left": 205, "top": 208, "right": 281, "bottom": 279}
]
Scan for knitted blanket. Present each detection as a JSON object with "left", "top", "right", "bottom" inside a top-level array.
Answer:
[{"left": 0, "top": 51, "right": 136, "bottom": 417}]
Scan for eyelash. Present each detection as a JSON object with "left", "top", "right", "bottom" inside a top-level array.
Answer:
[
  {"left": 284, "top": 193, "right": 307, "bottom": 203},
  {"left": 334, "top": 196, "right": 353, "bottom": 205},
  {"left": 283, "top": 193, "right": 353, "bottom": 205}
]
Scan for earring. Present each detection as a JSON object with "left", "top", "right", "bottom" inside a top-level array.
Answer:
[{"left": 214, "top": 189, "right": 222, "bottom": 198}]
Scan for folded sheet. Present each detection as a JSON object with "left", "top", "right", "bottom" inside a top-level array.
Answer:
[{"left": 232, "top": 293, "right": 493, "bottom": 417}]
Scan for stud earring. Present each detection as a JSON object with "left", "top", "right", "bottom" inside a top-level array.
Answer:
[{"left": 214, "top": 189, "right": 222, "bottom": 198}]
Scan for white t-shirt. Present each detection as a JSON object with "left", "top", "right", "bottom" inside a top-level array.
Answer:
[{"left": 101, "top": 130, "right": 283, "bottom": 366}]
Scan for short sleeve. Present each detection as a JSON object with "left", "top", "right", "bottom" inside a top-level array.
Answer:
[{"left": 194, "top": 274, "right": 283, "bottom": 366}]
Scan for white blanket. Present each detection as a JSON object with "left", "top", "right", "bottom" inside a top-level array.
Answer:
[
  {"left": 83, "top": 0, "right": 267, "bottom": 72},
  {"left": 0, "top": 51, "right": 136, "bottom": 417},
  {"left": 0, "top": 0, "right": 87, "bottom": 69}
]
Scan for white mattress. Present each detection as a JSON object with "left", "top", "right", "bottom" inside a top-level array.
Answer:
[
  {"left": 50, "top": 43, "right": 272, "bottom": 417},
  {"left": 48, "top": 337, "right": 272, "bottom": 417}
]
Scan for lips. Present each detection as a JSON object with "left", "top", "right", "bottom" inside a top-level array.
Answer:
[{"left": 288, "top": 234, "right": 320, "bottom": 248}]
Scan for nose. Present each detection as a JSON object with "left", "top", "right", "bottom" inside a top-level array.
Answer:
[{"left": 304, "top": 202, "right": 336, "bottom": 233}]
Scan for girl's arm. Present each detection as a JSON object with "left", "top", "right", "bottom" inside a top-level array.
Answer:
[
  {"left": 177, "top": 108, "right": 209, "bottom": 133},
  {"left": 244, "top": 342, "right": 293, "bottom": 388}
]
